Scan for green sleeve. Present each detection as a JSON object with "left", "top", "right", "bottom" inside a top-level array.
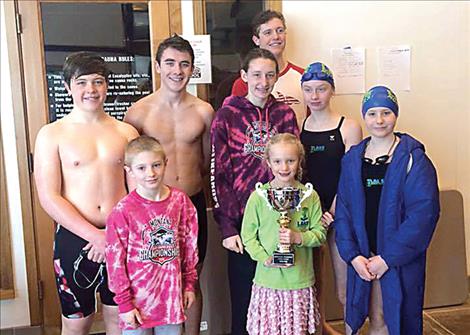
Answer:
[
  {"left": 241, "top": 192, "right": 271, "bottom": 263},
  {"left": 298, "top": 191, "right": 327, "bottom": 248}
]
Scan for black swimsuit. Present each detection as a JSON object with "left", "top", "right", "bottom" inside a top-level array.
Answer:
[
  {"left": 300, "top": 116, "right": 346, "bottom": 211},
  {"left": 362, "top": 161, "right": 389, "bottom": 255},
  {"left": 53, "top": 226, "right": 116, "bottom": 318},
  {"left": 189, "top": 190, "right": 208, "bottom": 265}
]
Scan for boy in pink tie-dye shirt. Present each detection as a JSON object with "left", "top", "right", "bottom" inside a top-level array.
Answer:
[{"left": 106, "top": 135, "right": 198, "bottom": 335}]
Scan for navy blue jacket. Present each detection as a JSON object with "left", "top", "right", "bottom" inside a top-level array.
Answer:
[{"left": 335, "top": 133, "right": 440, "bottom": 335}]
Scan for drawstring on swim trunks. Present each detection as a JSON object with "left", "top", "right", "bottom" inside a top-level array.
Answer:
[{"left": 73, "top": 249, "right": 105, "bottom": 290}]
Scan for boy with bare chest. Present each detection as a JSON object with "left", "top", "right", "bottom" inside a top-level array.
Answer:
[
  {"left": 34, "top": 52, "right": 138, "bottom": 335},
  {"left": 126, "top": 92, "right": 210, "bottom": 195},
  {"left": 124, "top": 35, "right": 214, "bottom": 335}
]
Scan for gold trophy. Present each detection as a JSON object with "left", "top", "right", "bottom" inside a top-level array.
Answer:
[{"left": 256, "top": 182, "right": 313, "bottom": 267}]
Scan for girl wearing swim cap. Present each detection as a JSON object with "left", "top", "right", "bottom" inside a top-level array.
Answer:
[
  {"left": 334, "top": 86, "right": 440, "bottom": 335},
  {"left": 299, "top": 62, "right": 362, "bottom": 335}
]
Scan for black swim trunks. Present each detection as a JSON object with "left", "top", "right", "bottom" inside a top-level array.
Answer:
[
  {"left": 190, "top": 190, "right": 208, "bottom": 265},
  {"left": 53, "top": 226, "right": 116, "bottom": 319}
]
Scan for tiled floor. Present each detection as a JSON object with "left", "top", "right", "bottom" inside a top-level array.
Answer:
[
  {"left": 329, "top": 295, "right": 470, "bottom": 335},
  {"left": 1, "top": 297, "right": 469, "bottom": 334}
]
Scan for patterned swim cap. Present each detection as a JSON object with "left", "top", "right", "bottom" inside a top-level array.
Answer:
[
  {"left": 361, "top": 86, "right": 399, "bottom": 117},
  {"left": 300, "top": 62, "right": 335, "bottom": 88}
]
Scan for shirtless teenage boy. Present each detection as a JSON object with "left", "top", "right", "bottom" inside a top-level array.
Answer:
[
  {"left": 124, "top": 35, "right": 215, "bottom": 335},
  {"left": 34, "top": 52, "right": 139, "bottom": 335}
]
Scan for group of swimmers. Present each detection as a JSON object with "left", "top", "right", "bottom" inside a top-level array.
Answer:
[{"left": 34, "top": 9, "right": 440, "bottom": 335}]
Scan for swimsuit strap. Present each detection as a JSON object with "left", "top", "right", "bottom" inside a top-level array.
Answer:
[
  {"left": 337, "top": 116, "right": 345, "bottom": 129},
  {"left": 301, "top": 116, "right": 308, "bottom": 131}
]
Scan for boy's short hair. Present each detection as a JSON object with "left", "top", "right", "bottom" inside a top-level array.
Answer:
[
  {"left": 63, "top": 51, "right": 110, "bottom": 87},
  {"left": 251, "top": 10, "right": 286, "bottom": 37},
  {"left": 125, "top": 135, "right": 166, "bottom": 166},
  {"left": 156, "top": 35, "right": 194, "bottom": 66},
  {"left": 241, "top": 48, "right": 279, "bottom": 74}
]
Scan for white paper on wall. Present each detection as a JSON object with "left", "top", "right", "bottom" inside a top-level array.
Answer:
[
  {"left": 330, "top": 47, "right": 366, "bottom": 95},
  {"left": 181, "top": 34, "right": 212, "bottom": 84},
  {"left": 377, "top": 45, "right": 411, "bottom": 91}
]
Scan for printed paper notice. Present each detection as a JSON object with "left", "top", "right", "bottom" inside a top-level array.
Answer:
[
  {"left": 182, "top": 35, "right": 212, "bottom": 84},
  {"left": 331, "top": 47, "right": 365, "bottom": 95},
  {"left": 377, "top": 46, "right": 411, "bottom": 91}
]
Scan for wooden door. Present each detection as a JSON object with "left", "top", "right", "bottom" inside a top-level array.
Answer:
[
  {"left": 0, "top": 127, "right": 15, "bottom": 301},
  {"left": 16, "top": 0, "right": 174, "bottom": 331}
]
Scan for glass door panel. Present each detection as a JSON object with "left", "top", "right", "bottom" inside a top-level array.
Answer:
[
  {"left": 41, "top": 2, "right": 152, "bottom": 122},
  {"left": 204, "top": 0, "right": 263, "bottom": 110},
  {"left": 15, "top": 0, "right": 171, "bottom": 329}
]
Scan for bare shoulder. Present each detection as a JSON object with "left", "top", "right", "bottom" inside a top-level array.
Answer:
[
  {"left": 188, "top": 94, "right": 215, "bottom": 120},
  {"left": 342, "top": 118, "right": 362, "bottom": 135},
  {"left": 33, "top": 121, "right": 69, "bottom": 167},
  {"left": 341, "top": 118, "right": 363, "bottom": 147},
  {"left": 109, "top": 117, "right": 139, "bottom": 140},
  {"left": 124, "top": 93, "right": 157, "bottom": 127},
  {"left": 35, "top": 119, "right": 65, "bottom": 147}
]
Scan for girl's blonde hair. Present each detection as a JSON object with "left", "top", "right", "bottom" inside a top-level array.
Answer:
[
  {"left": 264, "top": 133, "right": 305, "bottom": 181},
  {"left": 125, "top": 135, "right": 166, "bottom": 166}
]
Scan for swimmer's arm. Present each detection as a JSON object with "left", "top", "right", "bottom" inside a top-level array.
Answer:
[
  {"left": 34, "top": 126, "right": 104, "bottom": 244},
  {"left": 328, "top": 198, "right": 337, "bottom": 216},
  {"left": 334, "top": 173, "right": 361, "bottom": 263},
  {"left": 180, "top": 196, "right": 199, "bottom": 293},
  {"left": 105, "top": 210, "right": 134, "bottom": 313},
  {"left": 200, "top": 104, "right": 215, "bottom": 177},
  {"left": 210, "top": 114, "right": 242, "bottom": 239},
  {"left": 299, "top": 193, "right": 327, "bottom": 248},
  {"left": 123, "top": 104, "right": 145, "bottom": 134},
  {"left": 122, "top": 124, "right": 140, "bottom": 193},
  {"left": 240, "top": 194, "right": 270, "bottom": 262},
  {"left": 329, "top": 119, "right": 362, "bottom": 215},
  {"left": 342, "top": 118, "right": 363, "bottom": 152}
]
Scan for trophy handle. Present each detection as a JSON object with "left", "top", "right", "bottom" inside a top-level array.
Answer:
[
  {"left": 295, "top": 183, "right": 313, "bottom": 211},
  {"left": 255, "top": 182, "right": 273, "bottom": 210}
]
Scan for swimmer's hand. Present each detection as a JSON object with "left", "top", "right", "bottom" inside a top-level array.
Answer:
[
  {"left": 120, "top": 308, "right": 143, "bottom": 329},
  {"left": 184, "top": 291, "right": 196, "bottom": 309},
  {"left": 351, "top": 255, "right": 375, "bottom": 281},
  {"left": 321, "top": 211, "right": 334, "bottom": 229},
  {"left": 263, "top": 256, "right": 275, "bottom": 267},
  {"left": 367, "top": 255, "right": 389, "bottom": 279},
  {"left": 222, "top": 235, "right": 244, "bottom": 254},
  {"left": 279, "top": 227, "right": 302, "bottom": 245},
  {"left": 83, "top": 229, "right": 106, "bottom": 263}
]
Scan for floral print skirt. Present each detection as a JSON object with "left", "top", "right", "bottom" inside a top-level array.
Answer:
[{"left": 247, "top": 283, "right": 320, "bottom": 335}]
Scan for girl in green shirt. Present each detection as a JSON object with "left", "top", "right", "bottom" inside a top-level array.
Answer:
[{"left": 241, "top": 133, "right": 327, "bottom": 335}]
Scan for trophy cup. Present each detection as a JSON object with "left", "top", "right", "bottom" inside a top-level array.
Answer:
[{"left": 256, "top": 182, "right": 313, "bottom": 267}]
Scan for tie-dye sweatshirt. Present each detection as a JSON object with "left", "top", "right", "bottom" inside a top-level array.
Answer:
[
  {"left": 105, "top": 188, "right": 198, "bottom": 329},
  {"left": 210, "top": 95, "right": 299, "bottom": 239}
]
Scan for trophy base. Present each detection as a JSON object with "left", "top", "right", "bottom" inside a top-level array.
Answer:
[{"left": 272, "top": 251, "right": 294, "bottom": 268}]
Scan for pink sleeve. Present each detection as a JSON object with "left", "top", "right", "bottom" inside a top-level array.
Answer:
[
  {"left": 179, "top": 195, "right": 199, "bottom": 293},
  {"left": 105, "top": 209, "right": 134, "bottom": 313},
  {"left": 231, "top": 77, "right": 248, "bottom": 96}
]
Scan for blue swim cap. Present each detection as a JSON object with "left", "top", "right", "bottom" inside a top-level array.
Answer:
[
  {"left": 361, "top": 86, "right": 399, "bottom": 117},
  {"left": 300, "top": 62, "right": 335, "bottom": 88}
]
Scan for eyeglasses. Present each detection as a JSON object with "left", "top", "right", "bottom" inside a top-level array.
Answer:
[{"left": 73, "top": 249, "right": 105, "bottom": 290}]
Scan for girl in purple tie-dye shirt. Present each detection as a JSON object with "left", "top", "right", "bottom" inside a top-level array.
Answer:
[{"left": 210, "top": 48, "right": 298, "bottom": 334}]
